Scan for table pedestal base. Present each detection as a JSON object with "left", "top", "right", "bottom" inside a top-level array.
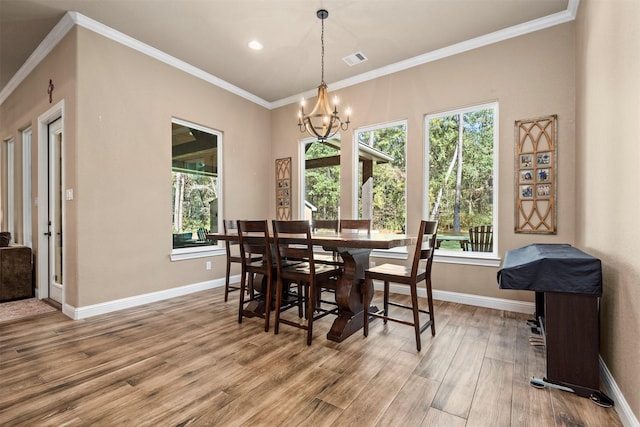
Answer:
[{"left": 326, "top": 248, "right": 372, "bottom": 342}]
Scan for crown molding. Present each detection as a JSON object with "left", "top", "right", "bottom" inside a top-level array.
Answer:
[
  {"left": 2, "top": 2, "right": 580, "bottom": 109},
  {"left": 0, "top": 11, "right": 271, "bottom": 109},
  {"left": 272, "top": 0, "right": 581, "bottom": 109},
  {"left": 0, "top": 13, "right": 75, "bottom": 105},
  {"left": 70, "top": 12, "right": 271, "bottom": 109}
]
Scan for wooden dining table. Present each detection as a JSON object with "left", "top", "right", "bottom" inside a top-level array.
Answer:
[{"left": 208, "top": 230, "right": 417, "bottom": 342}]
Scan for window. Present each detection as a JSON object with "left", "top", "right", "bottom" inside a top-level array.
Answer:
[
  {"left": 425, "top": 102, "right": 498, "bottom": 255},
  {"left": 355, "top": 122, "right": 406, "bottom": 234},
  {"left": 171, "top": 119, "right": 221, "bottom": 253},
  {"left": 301, "top": 137, "right": 340, "bottom": 221}
]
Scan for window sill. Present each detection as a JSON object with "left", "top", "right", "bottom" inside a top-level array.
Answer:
[
  {"left": 435, "top": 250, "right": 502, "bottom": 267},
  {"left": 371, "top": 247, "right": 409, "bottom": 260},
  {"left": 170, "top": 246, "right": 224, "bottom": 261}
]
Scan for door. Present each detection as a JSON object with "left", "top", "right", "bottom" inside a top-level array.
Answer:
[{"left": 47, "top": 118, "right": 63, "bottom": 303}]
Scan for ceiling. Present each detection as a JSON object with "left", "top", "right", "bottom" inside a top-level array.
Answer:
[{"left": 0, "top": 0, "right": 574, "bottom": 107}]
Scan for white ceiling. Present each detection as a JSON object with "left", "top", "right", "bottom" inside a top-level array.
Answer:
[{"left": 0, "top": 0, "right": 574, "bottom": 107}]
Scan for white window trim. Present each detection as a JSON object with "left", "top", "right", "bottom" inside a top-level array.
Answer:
[
  {"left": 170, "top": 246, "right": 225, "bottom": 261},
  {"left": 298, "top": 136, "right": 321, "bottom": 220},
  {"left": 424, "top": 101, "right": 499, "bottom": 262},
  {"left": 6, "top": 138, "right": 15, "bottom": 242},
  {"left": 22, "top": 127, "right": 33, "bottom": 248},
  {"left": 170, "top": 118, "right": 224, "bottom": 261}
]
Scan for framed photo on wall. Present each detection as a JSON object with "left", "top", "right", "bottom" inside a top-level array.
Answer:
[{"left": 514, "top": 115, "right": 557, "bottom": 234}]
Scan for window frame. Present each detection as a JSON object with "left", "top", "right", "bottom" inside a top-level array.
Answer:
[
  {"left": 424, "top": 102, "right": 501, "bottom": 266},
  {"left": 170, "top": 118, "right": 224, "bottom": 261},
  {"left": 22, "top": 127, "right": 32, "bottom": 248},
  {"left": 4, "top": 138, "right": 15, "bottom": 243}
]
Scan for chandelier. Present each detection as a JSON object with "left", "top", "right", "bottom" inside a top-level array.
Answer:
[{"left": 297, "top": 9, "right": 350, "bottom": 142}]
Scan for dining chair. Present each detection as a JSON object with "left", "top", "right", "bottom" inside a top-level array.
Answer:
[
  {"left": 311, "top": 219, "right": 338, "bottom": 233},
  {"left": 363, "top": 220, "right": 438, "bottom": 351},
  {"left": 339, "top": 219, "right": 371, "bottom": 234},
  {"left": 222, "top": 220, "right": 245, "bottom": 302},
  {"left": 237, "top": 220, "right": 275, "bottom": 332},
  {"left": 272, "top": 220, "right": 341, "bottom": 345},
  {"left": 468, "top": 225, "right": 493, "bottom": 252}
]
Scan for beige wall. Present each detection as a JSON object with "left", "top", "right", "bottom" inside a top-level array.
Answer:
[
  {"left": 576, "top": 0, "right": 640, "bottom": 418},
  {"left": 72, "top": 28, "right": 271, "bottom": 306},
  {"left": 1, "top": 27, "right": 272, "bottom": 307},
  {"left": 272, "top": 23, "right": 576, "bottom": 302},
  {"left": 0, "top": 27, "right": 78, "bottom": 300}
]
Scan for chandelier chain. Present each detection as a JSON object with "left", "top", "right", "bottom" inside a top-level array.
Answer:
[{"left": 320, "top": 14, "right": 325, "bottom": 84}]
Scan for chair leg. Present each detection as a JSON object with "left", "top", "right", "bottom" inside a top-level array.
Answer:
[
  {"left": 297, "top": 282, "right": 303, "bottom": 318},
  {"left": 274, "top": 277, "right": 284, "bottom": 335},
  {"left": 263, "top": 274, "right": 272, "bottom": 333},
  {"left": 248, "top": 269, "right": 255, "bottom": 299},
  {"left": 426, "top": 277, "right": 436, "bottom": 336},
  {"left": 363, "top": 277, "right": 371, "bottom": 337},
  {"left": 383, "top": 281, "right": 390, "bottom": 324},
  {"left": 224, "top": 259, "right": 232, "bottom": 302},
  {"left": 410, "top": 281, "right": 422, "bottom": 352},
  {"left": 238, "top": 270, "right": 249, "bottom": 324},
  {"left": 306, "top": 282, "right": 314, "bottom": 345}
]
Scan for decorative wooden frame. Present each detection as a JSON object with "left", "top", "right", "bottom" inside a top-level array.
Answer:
[
  {"left": 275, "top": 157, "right": 292, "bottom": 220},
  {"left": 515, "top": 115, "right": 557, "bottom": 234}
]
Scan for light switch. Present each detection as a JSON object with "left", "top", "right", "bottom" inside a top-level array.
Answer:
[{"left": 65, "top": 189, "right": 74, "bottom": 200}]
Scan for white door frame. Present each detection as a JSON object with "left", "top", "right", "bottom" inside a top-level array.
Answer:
[{"left": 36, "top": 100, "right": 65, "bottom": 305}]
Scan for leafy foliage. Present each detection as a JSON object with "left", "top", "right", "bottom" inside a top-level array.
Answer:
[
  {"left": 305, "top": 142, "right": 340, "bottom": 220},
  {"left": 172, "top": 171, "right": 217, "bottom": 233},
  {"left": 428, "top": 108, "right": 494, "bottom": 233},
  {"left": 365, "top": 125, "right": 406, "bottom": 233}
]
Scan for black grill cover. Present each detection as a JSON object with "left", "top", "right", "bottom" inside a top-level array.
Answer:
[{"left": 498, "top": 244, "right": 602, "bottom": 295}]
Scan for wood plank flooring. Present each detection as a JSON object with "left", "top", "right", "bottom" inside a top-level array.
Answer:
[{"left": 0, "top": 287, "right": 622, "bottom": 426}]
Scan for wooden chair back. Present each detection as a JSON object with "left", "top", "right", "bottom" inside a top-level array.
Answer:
[
  {"left": 311, "top": 219, "right": 338, "bottom": 233},
  {"left": 272, "top": 220, "right": 315, "bottom": 270},
  {"left": 223, "top": 220, "right": 240, "bottom": 258},
  {"left": 339, "top": 219, "right": 371, "bottom": 234},
  {"left": 237, "top": 220, "right": 271, "bottom": 268},
  {"left": 469, "top": 225, "right": 493, "bottom": 252},
  {"left": 410, "top": 220, "right": 439, "bottom": 278}
]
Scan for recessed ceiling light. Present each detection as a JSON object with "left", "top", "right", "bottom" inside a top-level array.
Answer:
[{"left": 248, "top": 40, "right": 263, "bottom": 50}]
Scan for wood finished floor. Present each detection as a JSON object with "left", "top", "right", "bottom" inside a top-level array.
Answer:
[{"left": 0, "top": 287, "right": 622, "bottom": 426}]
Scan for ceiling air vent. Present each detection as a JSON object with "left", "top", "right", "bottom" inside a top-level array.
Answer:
[{"left": 342, "top": 51, "right": 368, "bottom": 67}]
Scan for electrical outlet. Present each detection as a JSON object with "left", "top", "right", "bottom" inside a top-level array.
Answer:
[
  {"left": 369, "top": 261, "right": 376, "bottom": 268},
  {"left": 205, "top": 261, "right": 212, "bottom": 270}
]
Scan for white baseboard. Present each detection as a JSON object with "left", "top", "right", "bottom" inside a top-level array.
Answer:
[
  {"left": 383, "top": 282, "right": 535, "bottom": 314},
  {"left": 63, "top": 276, "right": 234, "bottom": 320},
  {"left": 600, "top": 356, "right": 640, "bottom": 427}
]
